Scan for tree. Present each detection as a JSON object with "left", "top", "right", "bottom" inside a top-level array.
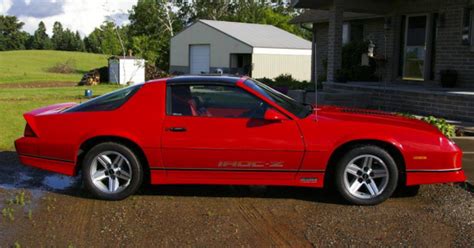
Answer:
[
  {"left": 0, "top": 15, "right": 29, "bottom": 50},
  {"left": 51, "top": 21, "right": 64, "bottom": 50},
  {"left": 128, "top": 0, "right": 184, "bottom": 70},
  {"left": 31, "top": 21, "right": 52, "bottom": 49},
  {"left": 84, "top": 21, "right": 127, "bottom": 55},
  {"left": 98, "top": 21, "right": 126, "bottom": 55},
  {"left": 84, "top": 30, "right": 101, "bottom": 53},
  {"left": 73, "top": 31, "right": 85, "bottom": 51}
]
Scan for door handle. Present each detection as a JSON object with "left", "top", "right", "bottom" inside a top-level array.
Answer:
[{"left": 167, "top": 127, "right": 187, "bottom": 132}]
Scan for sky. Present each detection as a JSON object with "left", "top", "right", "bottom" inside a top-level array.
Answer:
[{"left": 0, "top": 0, "right": 138, "bottom": 36}]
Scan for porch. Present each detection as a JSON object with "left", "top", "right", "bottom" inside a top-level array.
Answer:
[{"left": 291, "top": 0, "right": 474, "bottom": 88}]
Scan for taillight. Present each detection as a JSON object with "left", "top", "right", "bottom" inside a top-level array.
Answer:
[{"left": 24, "top": 124, "right": 36, "bottom": 137}]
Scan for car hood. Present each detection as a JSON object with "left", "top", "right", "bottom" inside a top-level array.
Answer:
[{"left": 316, "top": 106, "right": 441, "bottom": 134}]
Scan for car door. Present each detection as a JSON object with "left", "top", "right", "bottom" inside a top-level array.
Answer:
[{"left": 161, "top": 82, "right": 305, "bottom": 181}]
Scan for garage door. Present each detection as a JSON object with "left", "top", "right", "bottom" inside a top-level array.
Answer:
[{"left": 190, "top": 44, "right": 210, "bottom": 74}]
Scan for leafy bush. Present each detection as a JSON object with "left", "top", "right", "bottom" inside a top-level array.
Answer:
[
  {"left": 255, "top": 74, "right": 317, "bottom": 93},
  {"left": 336, "top": 41, "right": 378, "bottom": 82},
  {"left": 47, "top": 59, "right": 76, "bottom": 74},
  {"left": 421, "top": 116, "right": 456, "bottom": 138},
  {"left": 396, "top": 113, "right": 416, "bottom": 119}
]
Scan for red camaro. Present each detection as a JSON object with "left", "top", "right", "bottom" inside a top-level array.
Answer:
[{"left": 15, "top": 75, "right": 465, "bottom": 205}]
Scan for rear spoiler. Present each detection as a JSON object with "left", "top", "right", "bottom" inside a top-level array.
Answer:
[{"left": 23, "top": 102, "right": 77, "bottom": 137}]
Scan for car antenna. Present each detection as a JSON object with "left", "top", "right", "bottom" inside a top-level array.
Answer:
[{"left": 314, "top": 73, "right": 318, "bottom": 121}]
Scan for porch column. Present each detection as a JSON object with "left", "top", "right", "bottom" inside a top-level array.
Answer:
[
  {"left": 311, "top": 24, "right": 317, "bottom": 84},
  {"left": 327, "top": 0, "right": 344, "bottom": 82}
]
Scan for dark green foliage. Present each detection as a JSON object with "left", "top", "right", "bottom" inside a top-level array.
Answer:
[
  {"left": 128, "top": 0, "right": 185, "bottom": 70},
  {"left": 0, "top": 15, "right": 30, "bottom": 51},
  {"left": 336, "top": 41, "right": 378, "bottom": 82},
  {"left": 31, "top": 21, "right": 52, "bottom": 50},
  {"left": 256, "top": 74, "right": 313, "bottom": 91},
  {"left": 85, "top": 21, "right": 127, "bottom": 55}
]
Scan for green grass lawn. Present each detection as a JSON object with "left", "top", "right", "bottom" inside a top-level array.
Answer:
[
  {"left": 0, "top": 50, "right": 108, "bottom": 84},
  {"left": 0, "top": 85, "right": 122, "bottom": 151}
]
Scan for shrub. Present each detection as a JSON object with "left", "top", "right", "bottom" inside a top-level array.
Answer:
[
  {"left": 339, "top": 41, "right": 378, "bottom": 82},
  {"left": 256, "top": 74, "right": 312, "bottom": 90},
  {"left": 47, "top": 59, "right": 77, "bottom": 74},
  {"left": 421, "top": 116, "right": 456, "bottom": 138}
]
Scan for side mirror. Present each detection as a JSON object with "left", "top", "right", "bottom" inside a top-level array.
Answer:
[{"left": 264, "top": 108, "right": 288, "bottom": 121}]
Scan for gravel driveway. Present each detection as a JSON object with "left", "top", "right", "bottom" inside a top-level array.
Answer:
[{"left": 0, "top": 151, "right": 473, "bottom": 247}]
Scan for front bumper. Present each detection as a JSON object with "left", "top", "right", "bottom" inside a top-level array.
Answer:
[{"left": 406, "top": 169, "right": 466, "bottom": 186}]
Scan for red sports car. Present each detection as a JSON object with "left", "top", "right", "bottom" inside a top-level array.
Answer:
[{"left": 15, "top": 76, "right": 465, "bottom": 205}]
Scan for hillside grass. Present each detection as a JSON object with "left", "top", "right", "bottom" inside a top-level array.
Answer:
[
  {"left": 0, "top": 85, "right": 123, "bottom": 151},
  {"left": 0, "top": 50, "right": 108, "bottom": 84}
]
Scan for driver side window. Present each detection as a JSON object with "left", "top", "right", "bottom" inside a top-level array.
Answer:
[{"left": 168, "top": 84, "right": 267, "bottom": 118}]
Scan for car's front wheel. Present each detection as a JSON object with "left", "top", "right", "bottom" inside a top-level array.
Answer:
[
  {"left": 335, "top": 145, "right": 398, "bottom": 205},
  {"left": 82, "top": 142, "right": 143, "bottom": 200}
]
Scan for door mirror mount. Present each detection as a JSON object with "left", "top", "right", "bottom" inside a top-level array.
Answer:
[{"left": 263, "top": 108, "right": 288, "bottom": 121}]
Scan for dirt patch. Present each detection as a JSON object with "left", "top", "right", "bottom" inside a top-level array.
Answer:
[
  {"left": 0, "top": 82, "right": 77, "bottom": 89},
  {"left": 0, "top": 152, "right": 473, "bottom": 247}
]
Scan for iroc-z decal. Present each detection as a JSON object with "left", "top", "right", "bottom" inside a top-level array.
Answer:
[{"left": 218, "top": 161, "right": 285, "bottom": 168}]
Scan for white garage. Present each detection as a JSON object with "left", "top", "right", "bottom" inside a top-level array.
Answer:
[{"left": 170, "top": 20, "right": 312, "bottom": 81}]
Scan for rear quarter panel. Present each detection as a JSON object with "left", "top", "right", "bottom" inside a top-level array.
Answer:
[{"left": 34, "top": 82, "right": 166, "bottom": 167}]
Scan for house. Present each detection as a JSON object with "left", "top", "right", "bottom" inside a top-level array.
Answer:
[
  {"left": 108, "top": 56, "right": 145, "bottom": 85},
  {"left": 169, "top": 20, "right": 312, "bottom": 81},
  {"left": 291, "top": 0, "right": 474, "bottom": 122}
]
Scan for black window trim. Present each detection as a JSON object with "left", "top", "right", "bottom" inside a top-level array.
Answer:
[
  {"left": 65, "top": 84, "right": 143, "bottom": 113},
  {"left": 165, "top": 81, "right": 279, "bottom": 119}
]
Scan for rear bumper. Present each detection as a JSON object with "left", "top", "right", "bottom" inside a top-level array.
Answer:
[
  {"left": 17, "top": 154, "right": 76, "bottom": 176},
  {"left": 15, "top": 137, "right": 76, "bottom": 176},
  {"left": 406, "top": 169, "right": 466, "bottom": 186}
]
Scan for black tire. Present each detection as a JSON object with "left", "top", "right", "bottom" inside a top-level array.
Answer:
[
  {"left": 334, "top": 145, "right": 398, "bottom": 205},
  {"left": 82, "top": 142, "right": 143, "bottom": 200}
]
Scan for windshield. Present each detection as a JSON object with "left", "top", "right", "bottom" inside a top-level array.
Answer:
[
  {"left": 65, "top": 84, "right": 143, "bottom": 112},
  {"left": 244, "top": 79, "right": 312, "bottom": 118}
]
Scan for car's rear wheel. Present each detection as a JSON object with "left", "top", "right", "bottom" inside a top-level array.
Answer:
[
  {"left": 82, "top": 142, "right": 143, "bottom": 200},
  {"left": 335, "top": 145, "right": 398, "bottom": 205}
]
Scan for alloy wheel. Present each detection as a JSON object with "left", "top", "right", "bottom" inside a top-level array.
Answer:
[
  {"left": 343, "top": 154, "right": 389, "bottom": 199},
  {"left": 90, "top": 151, "right": 133, "bottom": 194}
]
